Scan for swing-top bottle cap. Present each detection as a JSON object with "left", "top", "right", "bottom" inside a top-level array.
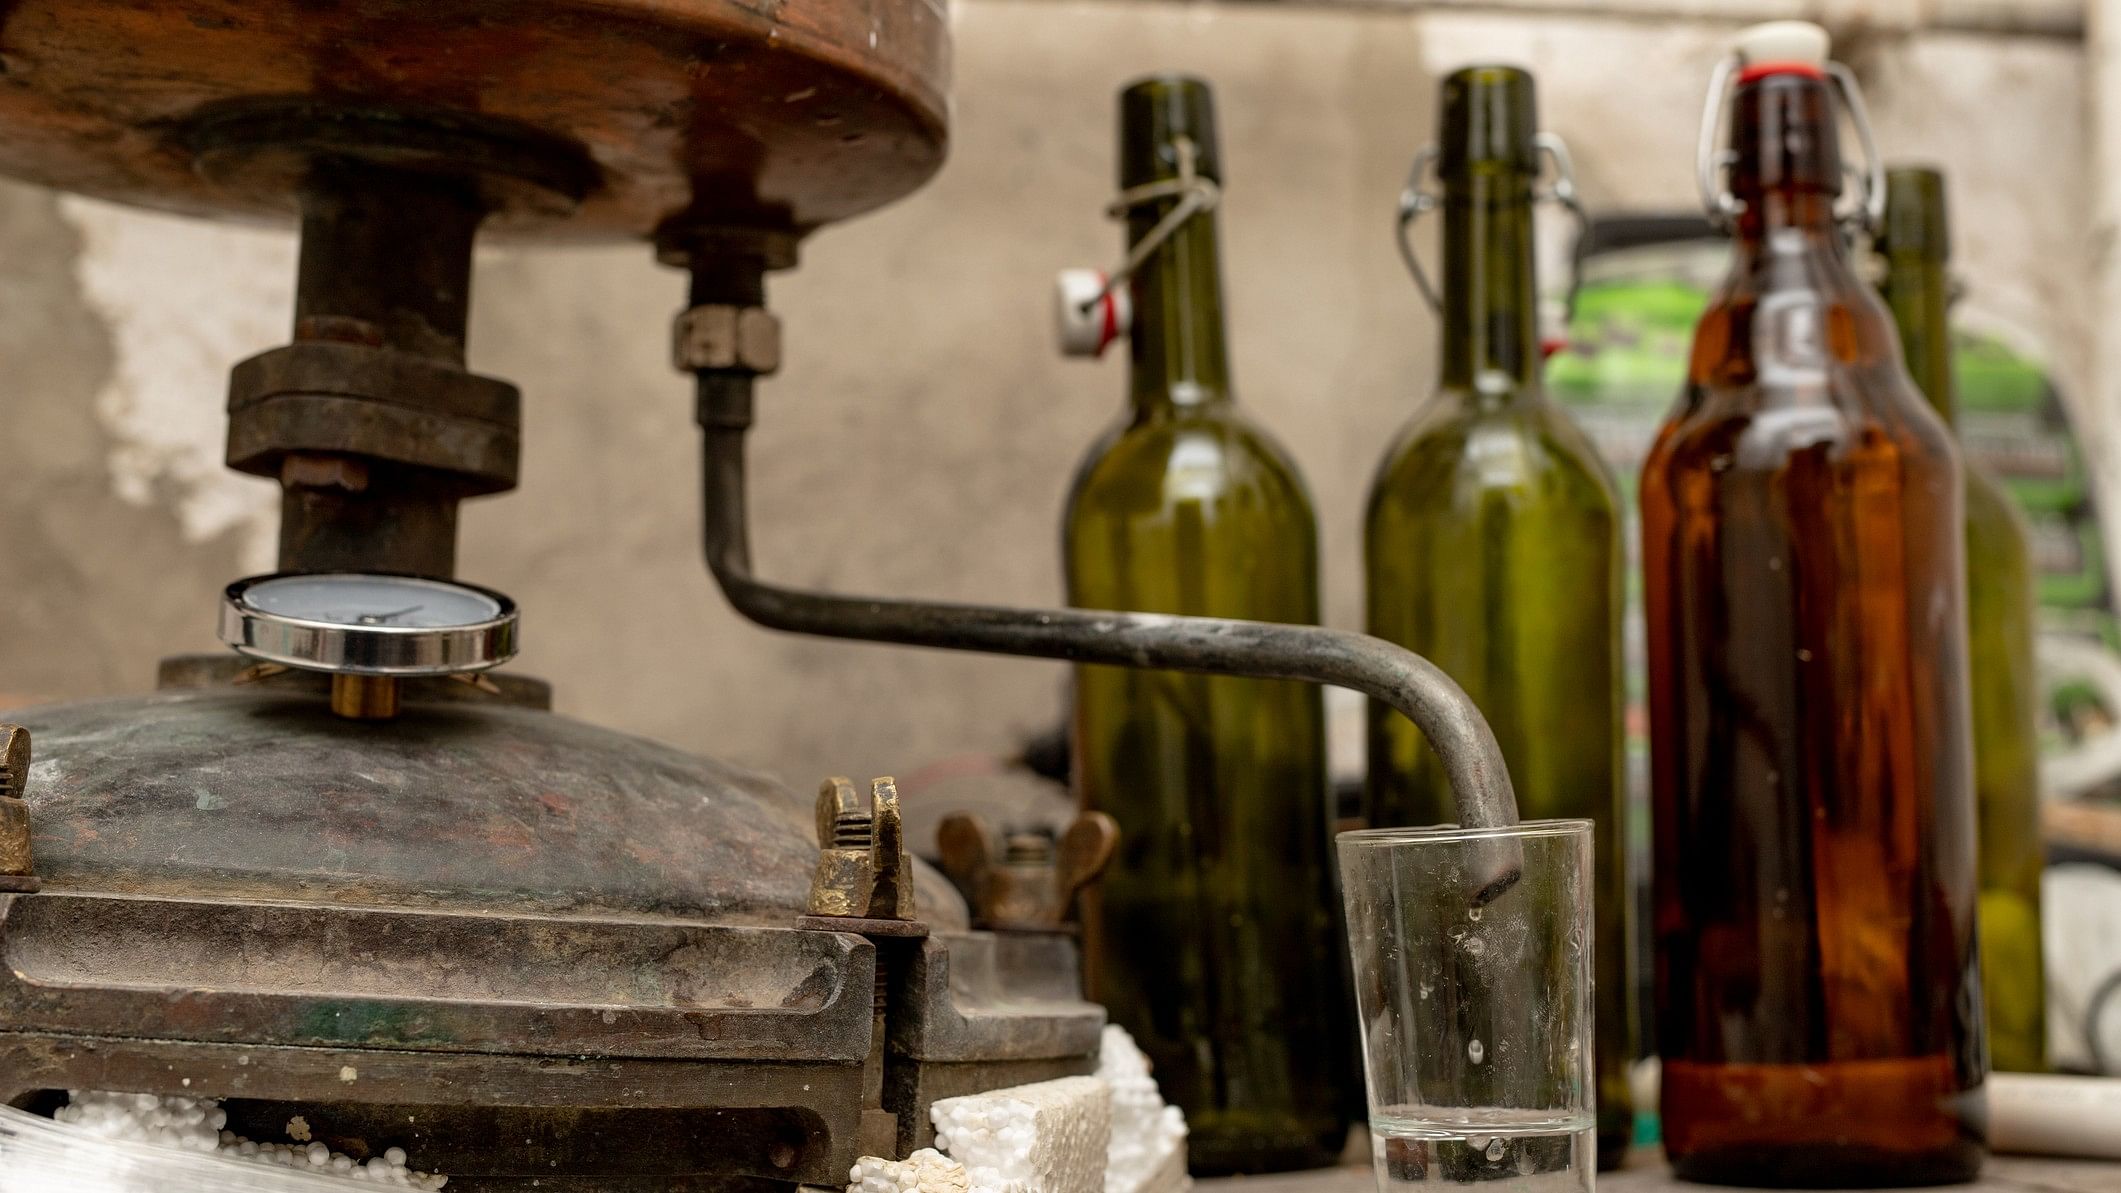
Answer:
[
  {"left": 1437, "top": 65, "right": 1538, "bottom": 177},
  {"left": 1734, "top": 20, "right": 1830, "bottom": 80}
]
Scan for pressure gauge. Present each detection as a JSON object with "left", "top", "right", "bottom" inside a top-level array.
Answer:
[{"left": 219, "top": 573, "right": 518, "bottom": 718}]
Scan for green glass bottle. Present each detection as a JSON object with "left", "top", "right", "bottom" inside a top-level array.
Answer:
[
  {"left": 1876, "top": 166, "right": 2047, "bottom": 1074},
  {"left": 1064, "top": 75, "right": 1350, "bottom": 1175},
  {"left": 1362, "top": 66, "right": 1632, "bottom": 1167}
]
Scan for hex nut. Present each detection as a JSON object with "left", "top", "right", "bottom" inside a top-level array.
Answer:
[{"left": 673, "top": 305, "right": 782, "bottom": 375}]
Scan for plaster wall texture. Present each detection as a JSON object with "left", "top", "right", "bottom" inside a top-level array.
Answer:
[{"left": 0, "top": 1, "right": 2093, "bottom": 797}]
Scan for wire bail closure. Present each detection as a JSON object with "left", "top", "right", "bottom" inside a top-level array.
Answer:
[
  {"left": 1695, "top": 57, "right": 1886, "bottom": 236},
  {"left": 1395, "top": 133, "right": 1587, "bottom": 315},
  {"left": 1073, "top": 136, "right": 1222, "bottom": 315}
]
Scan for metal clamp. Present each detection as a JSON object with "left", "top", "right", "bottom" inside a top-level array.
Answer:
[
  {"left": 1071, "top": 136, "right": 1221, "bottom": 317},
  {"left": 805, "top": 776, "right": 919, "bottom": 926},
  {"left": 1696, "top": 57, "right": 1886, "bottom": 235},
  {"left": 0, "top": 725, "right": 37, "bottom": 892},
  {"left": 1395, "top": 133, "right": 1588, "bottom": 315}
]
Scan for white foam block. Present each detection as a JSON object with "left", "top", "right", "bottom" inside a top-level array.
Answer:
[
  {"left": 930, "top": 1076, "right": 1112, "bottom": 1193},
  {"left": 1095, "top": 1028, "right": 1188, "bottom": 1193}
]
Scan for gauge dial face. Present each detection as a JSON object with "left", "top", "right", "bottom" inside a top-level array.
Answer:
[
  {"left": 243, "top": 574, "right": 506, "bottom": 629},
  {"left": 221, "top": 572, "right": 519, "bottom": 676}
]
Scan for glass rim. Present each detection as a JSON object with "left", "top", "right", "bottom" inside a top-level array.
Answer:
[{"left": 1335, "top": 817, "right": 1592, "bottom": 848}]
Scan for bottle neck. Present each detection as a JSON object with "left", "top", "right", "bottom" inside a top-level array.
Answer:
[
  {"left": 1439, "top": 170, "right": 1539, "bottom": 396},
  {"left": 1127, "top": 204, "right": 1231, "bottom": 414},
  {"left": 1880, "top": 253, "right": 1956, "bottom": 427},
  {"left": 1724, "top": 74, "right": 1865, "bottom": 289}
]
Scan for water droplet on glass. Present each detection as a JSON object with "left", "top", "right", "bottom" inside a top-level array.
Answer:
[
  {"left": 1467, "top": 907, "right": 1482, "bottom": 922},
  {"left": 1485, "top": 1138, "right": 1506, "bottom": 1162},
  {"left": 1797, "top": 648, "right": 1814, "bottom": 662},
  {"left": 1467, "top": 1039, "right": 1485, "bottom": 1063}
]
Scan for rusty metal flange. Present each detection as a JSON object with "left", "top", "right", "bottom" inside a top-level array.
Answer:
[{"left": 226, "top": 341, "right": 521, "bottom": 492}]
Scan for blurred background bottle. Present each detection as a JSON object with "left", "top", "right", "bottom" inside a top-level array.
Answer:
[
  {"left": 1362, "top": 65, "right": 1631, "bottom": 1168},
  {"left": 1640, "top": 25, "right": 1986, "bottom": 1185},
  {"left": 1875, "top": 164, "right": 2047, "bottom": 1075},
  {"left": 1063, "top": 75, "right": 1351, "bottom": 1174}
]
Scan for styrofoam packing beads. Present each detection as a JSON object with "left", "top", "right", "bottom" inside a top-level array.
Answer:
[
  {"left": 848, "top": 1147, "right": 971, "bottom": 1193},
  {"left": 1096, "top": 1027, "right": 1189, "bottom": 1193},
  {"left": 928, "top": 1075, "right": 1111, "bottom": 1193},
  {"left": 57, "top": 1091, "right": 448, "bottom": 1188}
]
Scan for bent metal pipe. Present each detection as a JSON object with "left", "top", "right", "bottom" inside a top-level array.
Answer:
[{"left": 687, "top": 368, "right": 1526, "bottom": 901}]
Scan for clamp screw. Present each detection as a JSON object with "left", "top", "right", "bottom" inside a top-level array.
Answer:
[
  {"left": 0, "top": 725, "right": 38, "bottom": 891},
  {"left": 807, "top": 776, "right": 916, "bottom": 921}
]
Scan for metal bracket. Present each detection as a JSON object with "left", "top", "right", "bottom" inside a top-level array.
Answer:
[
  {"left": 1396, "top": 133, "right": 1588, "bottom": 317},
  {"left": 1696, "top": 55, "right": 1886, "bottom": 235}
]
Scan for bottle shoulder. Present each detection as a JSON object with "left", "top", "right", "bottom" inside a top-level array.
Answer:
[
  {"left": 1963, "top": 463, "right": 2034, "bottom": 568},
  {"left": 1648, "top": 368, "right": 1959, "bottom": 486},
  {"left": 1672, "top": 253, "right": 1948, "bottom": 446},
  {"left": 1367, "top": 388, "right": 1620, "bottom": 521},
  {"left": 1067, "top": 404, "right": 1316, "bottom": 521}
]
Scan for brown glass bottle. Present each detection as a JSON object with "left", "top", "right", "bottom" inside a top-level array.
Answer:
[{"left": 1639, "top": 60, "right": 1986, "bottom": 1187}]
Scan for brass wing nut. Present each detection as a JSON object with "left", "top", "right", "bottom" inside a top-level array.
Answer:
[
  {"left": 0, "top": 725, "right": 37, "bottom": 891},
  {"left": 937, "top": 810, "right": 1118, "bottom": 930},
  {"left": 807, "top": 776, "right": 916, "bottom": 921}
]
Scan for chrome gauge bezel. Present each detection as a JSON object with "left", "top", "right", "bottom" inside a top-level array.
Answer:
[{"left": 219, "top": 572, "right": 520, "bottom": 676}]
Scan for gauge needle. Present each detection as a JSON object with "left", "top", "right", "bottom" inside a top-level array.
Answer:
[{"left": 356, "top": 604, "right": 425, "bottom": 625}]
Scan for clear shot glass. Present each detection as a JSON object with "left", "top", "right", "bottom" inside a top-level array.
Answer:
[{"left": 1339, "top": 820, "right": 1595, "bottom": 1191}]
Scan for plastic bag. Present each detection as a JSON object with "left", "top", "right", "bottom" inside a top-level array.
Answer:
[{"left": 0, "top": 1103, "right": 375, "bottom": 1193}]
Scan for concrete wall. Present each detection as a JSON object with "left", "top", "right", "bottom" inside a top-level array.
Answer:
[{"left": 0, "top": 1, "right": 2093, "bottom": 797}]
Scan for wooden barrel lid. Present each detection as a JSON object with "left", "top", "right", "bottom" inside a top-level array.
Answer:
[{"left": 0, "top": 0, "right": 951, "bottom": 240}]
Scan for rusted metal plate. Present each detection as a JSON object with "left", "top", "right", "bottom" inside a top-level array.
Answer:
[
  {"left": 0, "top": 1032, "right": 869, "bottom": 1187},
  {"left": 0, "top": 0, "right": 950, "bottom": 238},
  {"left": 0, "top": 892, "right": 874, "bottom": 1060},
  {"left": 13, "top": 690, "right": 969, "bottom": 928}
]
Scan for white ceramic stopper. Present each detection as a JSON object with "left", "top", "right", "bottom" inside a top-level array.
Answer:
[
  {"left": 1734, "top": 20, "right": 1829, "bottom": 69},
  {"left": 1054, "top": 269, "right": 1129, "bottom": 358}
]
